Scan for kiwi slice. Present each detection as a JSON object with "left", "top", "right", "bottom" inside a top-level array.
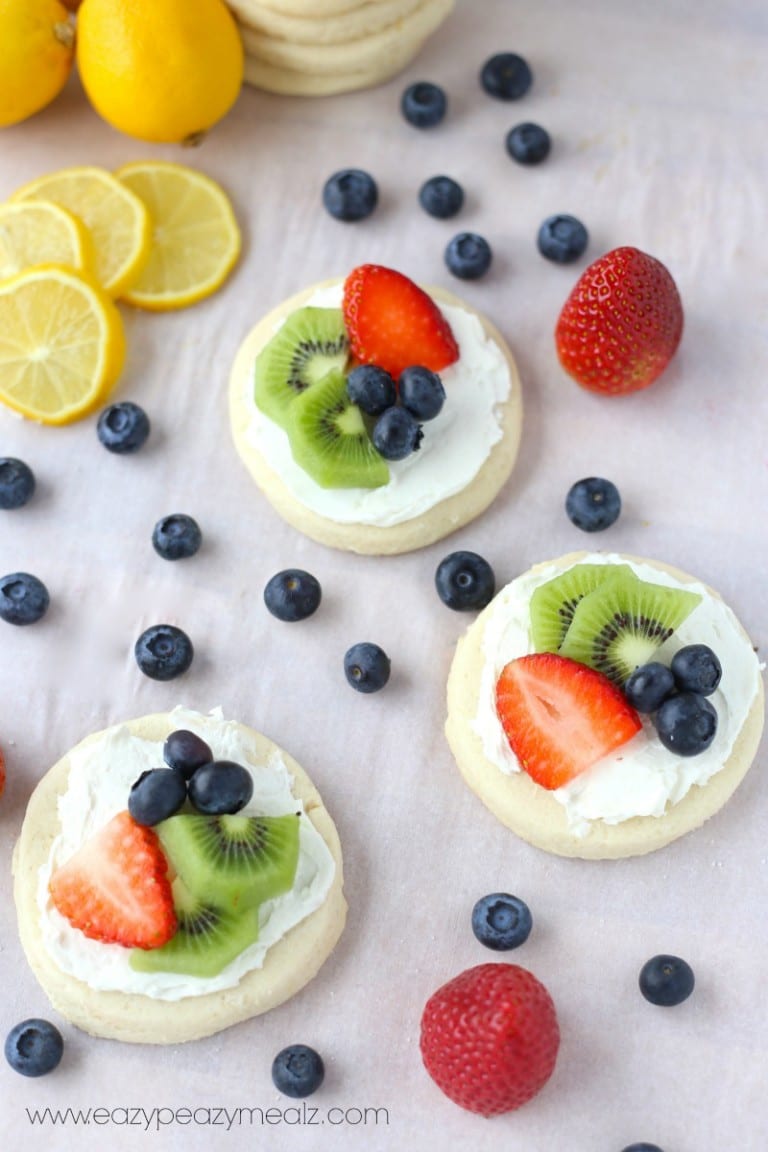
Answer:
[
  {"left": 558, "top": 568, "right": 701, "bottom": 684},
  {"left": 284, "top": 367, "right": 389, "bottom": 489},
  {"left": 129, "top": 877, "right": 259, "bottom": 978},
  {"left": 530, "top": 563, "right": 633, "bottom": 652},
  {"left": 254, "top": 307, "right": 349, "bottom": 427},
  {"left": 157, "top": 812, "right": 300, "bottom": 910}
]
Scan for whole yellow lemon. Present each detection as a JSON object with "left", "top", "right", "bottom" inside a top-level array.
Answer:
[
  {"left": 76, "top": 0, "right": 244, "bottom": 144},
  {"left": 0, "top": 0, "right": 75, "bottom": 129}
]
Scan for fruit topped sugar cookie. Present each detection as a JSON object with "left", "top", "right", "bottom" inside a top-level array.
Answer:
[
  {"left": 445, "top": 553, "right": 764, "bottom": 858},
  {"left": 229, "top": 264, "right": 522, "bottom": 554}
]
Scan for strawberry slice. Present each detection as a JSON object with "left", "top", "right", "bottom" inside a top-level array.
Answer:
[
  {"left": 342, "top": 264, "right": 459, "bottom": 379},
  {"left": 49, "top": 810, "right": 177, "bottom": 950},
  {"left": 495, "top": 653, "right": 642, "bottom": 789}
]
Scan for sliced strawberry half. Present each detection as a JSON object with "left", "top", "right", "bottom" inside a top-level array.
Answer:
[
  {"left": 342, "top": 264, "right": 459, "bottom": 379},
  {"left": 49, "top": 810, "right": 177, "bottom": 950},
  {"left": 495, "top": 653, "right": 642, "bottom": 790}
]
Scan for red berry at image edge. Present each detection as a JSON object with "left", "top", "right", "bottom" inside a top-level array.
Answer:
[
  {"left": 555, "top": 246, "right": 684, "bottom": 395},
  {"left": 0, "top": 746, "right": 5, "bottom": 797},
  {"left": 420, "top": 963, "right": 560, "bottom": 1116}
]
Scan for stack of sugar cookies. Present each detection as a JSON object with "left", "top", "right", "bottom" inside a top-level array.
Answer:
[{"left": 225, "top": 0, "right": 455, "bottom": 96}]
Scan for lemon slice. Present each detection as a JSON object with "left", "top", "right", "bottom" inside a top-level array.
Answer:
[
  {"left": 12, "top": 166, "right": 151, "bottom": 297},
  {"left": 115, "top": 161, "right": 241, "bottom": 311},
  {"left": 0, "top": 200, "right": 93, "bottom": 282},
  {"left": 0, "top": 264, "right": 126, "bottom": 424}
]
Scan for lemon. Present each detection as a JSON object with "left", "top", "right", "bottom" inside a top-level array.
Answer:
[
  {"left": 12, "top": 166, "right": 151, "bottom": 298},
  {"left": 76, "top": 0, "right": 244, "bottom": 145},
  {"left": 0, "top": 0, "right": 75, "bottom": 129},
  {"left": 0, "top": 265, "right": 125, "bottom": 425},
  {"left": 0, "top": 201, "right": 93, "bottom": 281},
  {"left": 115, "top": 162, "right": 241, "bottom": 311}
]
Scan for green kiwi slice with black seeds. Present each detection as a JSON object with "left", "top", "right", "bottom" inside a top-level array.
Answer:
[
  {"left": 529, "top": 563, "right": 633, "bottom": 652},
  {"left": 254, "top": 307, "right": 349, "bottom": 427}
]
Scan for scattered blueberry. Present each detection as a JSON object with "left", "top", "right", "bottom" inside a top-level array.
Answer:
[
  {"left": 435, "top": 550, "right": 495, "bottom": 611},
  {"left": 418, "top": 175, "right": 464, "bottom": 219},
  {"left": 401, "top": 81, "right": 447, "bottom": 128},
  {"left": 565, "top": 477, "right": 621, "bottom": 532},
  {"left": 653, "top": 692, "right": 717, "bottom": 756},
  {"left": 5, "top": 1019, "right": 63, "bottom": 1077},
  {"left": 129, "top": 768, "right": 187, "bottom": 826},
  {"left": 163, "top": 729, "right": 213, "bottom": 779},
  {"left": 372, "top": 406, "right": 423, "bottom": 460},
  {"left": 0, "top": 458, "right": 36, "bottom": 509},
  {"left": 398, "top": 366, "right": 445, "bottom": 420},
  {"left": 264, "top": 569, "right": 322, "bottom": 623},
  {"left": 623, "top": 663, "right": 676, "bottom": 713},
  {"left": 0, "top": 572, "right": 50, "bottom": 625},
  {"left": 445, "top": 231, "right": 493, "bottom": 280},
  {"left": 480, "top": 52, "right": 533, "bottom": 100},
  {"left": 134, "top": 624, "right": 194, "bottom": 681},
  {"left": 638, "top": 954, "right": 695, "bottom": 1007},
  {"left": 472, "top": 893, "right": 532, "bottom": 950},
  {"left": 272, "top": 1044, "right": 325, "bottom": 1099},
  {"left": 97, "top": 401, "right": 150, "bottom": 454},
  {"left": 188, "top": 759, "right": 254, "bottom": 816},
  {"left": 322, "top": 168, "right": 378, "bottom": 222},
  {"left": 670, "top": 644, "right": 722, "bottom": 696},
  {"left": 537, "top": 214, "right": 589, "bottom": 264},
  {"left": 346, "top": 364, "right": 397, "bottom": 416},
  {"left": 344, "top": 642, "right": 391, "bottom": 693},
  {"left": 505, "top": 122, "right": 551, "bottom": 165},
  {"left": 620, "top": 1145, "right": 665, "bottom": 1152},
  {"left": 152, "top": 514, "right": 202, "bottom": 561}
]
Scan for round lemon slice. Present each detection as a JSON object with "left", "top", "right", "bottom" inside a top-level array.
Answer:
[
  {"left": 0, "top": 201, "right": 93, "bottom": 281},
  {"left": 0, "top": 264, "right": 126, "bottom": 425},
  {"left": 115, "top": 161, "right": 241, "bottom": 311},
  {"left": 12, "top": 166, "right": 151, "bottom": 297}
]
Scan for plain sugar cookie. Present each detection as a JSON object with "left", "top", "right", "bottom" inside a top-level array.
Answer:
[{"left": 12, "top": 709, "right": 346, "bottom": 1044}]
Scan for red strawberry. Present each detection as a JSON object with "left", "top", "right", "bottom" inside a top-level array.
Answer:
[
  {"left": 0, "top": 746, "right": 5, "bottom": 798},
  {"left": 342, "top": 264, "right": 459, "bottom": 379},
  {"left": 495, "top": 652, "right": 642, "bottom": 789},
  {"left": 555, "top": 246, "right": 683, "bottom": 395},
  {"left": 420, "top": 963, "right": 560, "bottom": 1116},
  {"left": 49, "top": 810, "right": 177, "bottom": 950}
]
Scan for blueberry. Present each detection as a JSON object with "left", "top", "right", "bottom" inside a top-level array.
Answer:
[
  {"left": 264, "top": 569, "right": 322, "bottom": 622},
  {"left": 398, "top": 366, "right": 445, "bottom": 420},
  {"left": 565, "top": 477, "right": 621, "bottom": 532},
  {"left": 418, "top": 175, "right": 464, "bottom": 220},
  {"left": 445, "top": 232, "right": 492, "bottom": 280},
  {"left": 346, "top": 364, "right": 396, "bottom": 416},
  {"left": 0, "top": 572, "right": 50, "bottom": 625},
  {"left": 638, "top": 954, "right": 695, "bottom": 1007},
  {"left": 480, "top": 52, "right": 532, "bottom": 100},
  {"left": 653, "top": 692, "right": 717, "bottom": 756},
  {"left": 164, "top": 729, "right": 213, "bottom": 779},
  {"left": 344, "top": 642, "right": 391, "bottom": 693},
  {"left": 129, "top": 767, "right": 187, "bottom": 826},
  {"left": 505, "top": 122, "right": 551, "bottom": 165},
  {"left": 152, "top": 514, "right": 202, "bottom": 561},
  {"left": 5, "top": 1018, "right": 63, "bottom": 1077},
  {"left": 134, "top": 624, "right": 194, "bottom": 681},
  {"left": 97, "top": 401, "right": 150, "bottom": 454},
  {"left": 401, "top": 81, "right": 447, "bottom": 128},
  {"left": 322, "top": 169, "right": 378, "bottom": 222},
  {"left": 372, "top": 406, "right": 423, "bottom": 460},
  {"left": 435, "top": 550, "right": 495, "bottom": 611},
  {"left": 272, "top": 1044, "right": 325, "bottom": 1099},
  {"left": 471, "top": 893, "right": 532, "bottom": 951},
  {"left": 537, "top": 214, "right": 589, "bottom": 263},
  {"left": 0, "top": 458, "right": 36, "bottom": 509},
  {"left": 620, "top": 1145, "right": 665, "bottom": 1152},
  {"left": 187, "top": 759, "right": 254, "bottom": 815},
  {"left": 670, "top": 644, "right": 722, "bottom": 696},
  {"left": 623, "top": 662, "right": 676, "bottom": 713}
]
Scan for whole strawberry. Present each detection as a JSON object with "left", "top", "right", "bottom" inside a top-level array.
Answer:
[
  {"left": 420, "top": 963, "right": 560, "bottom": 1116},
  {"left": 555, "top": 246, "right": 683, "bottom": 395}
]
